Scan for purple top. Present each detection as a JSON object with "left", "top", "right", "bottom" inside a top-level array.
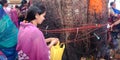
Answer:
[
  {"left": 10, "top": 8, "right": 18, "bottom": 28},
  {"left": 17, "top": 22, "right": 49, "bottom": 60}
]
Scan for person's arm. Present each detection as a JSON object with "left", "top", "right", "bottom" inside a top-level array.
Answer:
[
  {"left": 111, "top": 19, "right": 120, "bottom": 28},
  {"left": 110, "top": 19, "right": 120, "bottom": 31},
  {"left": 45, "top": 38, "right": 59, "bottom": 49}
]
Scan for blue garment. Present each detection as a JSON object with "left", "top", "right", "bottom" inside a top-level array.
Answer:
[
  {"left": 0, "top": 4, "right": 18, "bottom": 60},
  {"left": 0, "top": 5, "right": 18, "bottom": 48},
  {"left": 112, "top": 7, "right": 120, "bottom": 14},
  {"left": 0, "top": 46, "right": 18, "bottom": 60},
  {"left": 0, "top": 54, "right": 7, "bottom": 60}
]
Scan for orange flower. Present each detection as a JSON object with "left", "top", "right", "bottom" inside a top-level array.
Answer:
[{"left": 89, "top": 0, "right": 103, "bottom": 14}]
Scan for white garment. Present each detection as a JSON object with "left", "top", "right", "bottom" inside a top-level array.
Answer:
[
  {"left": 18, "top": 50, "right": 29, "bottom": 60},
  {"left": 3, "top": 7, "right": 11, "bottom": 16}
]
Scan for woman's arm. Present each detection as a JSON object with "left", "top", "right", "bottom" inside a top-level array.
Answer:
[
  {"left": 45, "top": 38, "right": 59, "bottom": 49},
  {"left": 111, "top": 19, "right": 120, "bottom": 28}
]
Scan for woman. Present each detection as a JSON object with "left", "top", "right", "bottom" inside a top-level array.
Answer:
[
  {"left": 16, "top": 3, "right": 58, "bottom": 60},
  {"left": 0, "top": 1, "right": 18, "bottom": 60},
  {"left": 10, "top": 5, "right": 19, "bottom": 28}
]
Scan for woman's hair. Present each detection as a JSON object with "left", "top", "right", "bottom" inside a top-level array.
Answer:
[
  {"left": 110, "top": 2, "right": 115, "bottom": 6},
  {"left": 25, "top": 3, "right": 46, "bottom": 22},
  {"left": 21, "top": 0, "right": 27, "bottom": 5},
  {"left": 0, "top": 0, "right": 7, "bottom": 6}
]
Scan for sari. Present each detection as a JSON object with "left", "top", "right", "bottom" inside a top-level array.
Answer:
[{"left": 0, "top": 4, "right": 18, "bottom": 60}]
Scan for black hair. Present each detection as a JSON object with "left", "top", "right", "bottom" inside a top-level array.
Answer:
[
  {"left": 15, "top": 5, "right": 19, "bottom": 8},
  {"left": 110, "top": 2, "right": 115, "bottom": 6},
  {"left": 21, "top": 0, "right": 27, "bottom": 5},
  {"left": 33, "top": 2, "right": 46, "bottom": 14},
  {"left": 25, "top": 3, "right": 46, "bottom": 22},
  {"left": 0, "top": 1, "right": 3, "bottom": 6},
  {"left": 0, "top": 0, "right": 7, "bottom": 6},
  {"left": 20, "top": 0, "right": 27, "bottom": 10}
]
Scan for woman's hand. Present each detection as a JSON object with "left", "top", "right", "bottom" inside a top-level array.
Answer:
[
  {"left": 45, "top": 38, "right": 59, "bottom": 49},
  {"left": 110, "top": 24, "right": 114, "bottom": 31}
]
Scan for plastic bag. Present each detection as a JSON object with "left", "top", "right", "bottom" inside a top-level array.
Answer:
[{"left": 50, "top": 41, "right": 65, "bottom": 60}]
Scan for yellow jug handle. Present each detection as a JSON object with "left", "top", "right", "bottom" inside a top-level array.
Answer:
[{"left": 60, "top": 43, "right": 65, "bottom": 48}]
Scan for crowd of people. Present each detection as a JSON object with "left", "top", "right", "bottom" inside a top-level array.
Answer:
[
  {"left": 0, "top": 0, "right": 59, "bottom": 60},
  {"left": 0, "top": 0, "right": 29, "bottom": 28}
]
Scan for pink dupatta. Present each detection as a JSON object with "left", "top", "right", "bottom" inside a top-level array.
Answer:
[{"left": 17, "top": 22, "right": 49, "bottom": 60}]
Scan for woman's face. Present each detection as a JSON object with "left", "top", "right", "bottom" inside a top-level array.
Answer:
[
  {"left": 36, "top": 12, "right": 46, "bottom": 24},
  {"left": 112, "top": 3, "right": 116, "bottom": 8}
]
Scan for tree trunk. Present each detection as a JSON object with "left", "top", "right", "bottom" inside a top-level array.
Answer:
[{"left": 88, "top": 0, "right": 109, "bottom": 59}]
